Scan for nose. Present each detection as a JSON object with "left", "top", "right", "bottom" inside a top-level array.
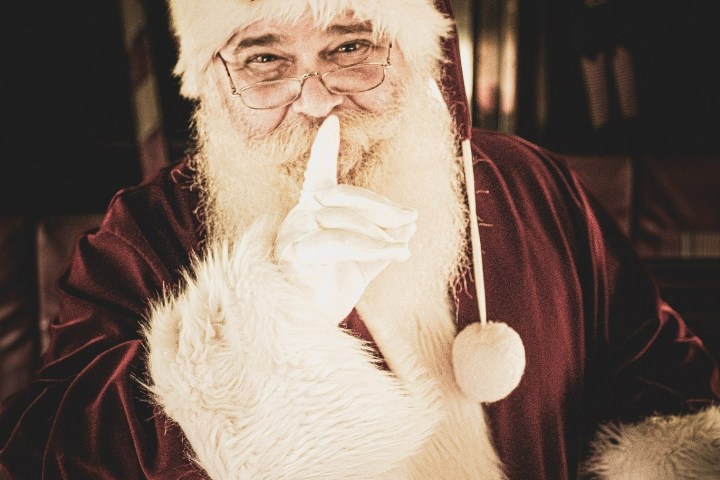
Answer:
[{"left": 290, "top": 75, "right": 343, "bottom": 118}]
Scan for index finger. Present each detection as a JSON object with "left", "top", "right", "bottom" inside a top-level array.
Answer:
[{"left": 301, "top": 115, "right": 340, "bottom": 198}]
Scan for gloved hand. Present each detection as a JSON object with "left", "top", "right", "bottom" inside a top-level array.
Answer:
[{"left": 275, "top": 115, "right": 418, "bottom": 325}]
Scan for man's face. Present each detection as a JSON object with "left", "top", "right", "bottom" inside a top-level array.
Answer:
[
  {"left": 212, "top": 13, "right": 410, "bottom": 137},
  {"left": 193, "top": 11, "right": 463, "bottom": 261}
]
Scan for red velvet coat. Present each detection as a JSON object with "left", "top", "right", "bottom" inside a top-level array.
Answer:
[{"left": 1, "top": 130, "right": 718, "bottom": 478}]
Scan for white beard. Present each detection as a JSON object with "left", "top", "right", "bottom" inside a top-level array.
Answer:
[
  {"left": 189, "top": 75, "right": 506, "bottom": 479},
  {"left": 191, "top": 72, "right": 470, "bottom": 291}
]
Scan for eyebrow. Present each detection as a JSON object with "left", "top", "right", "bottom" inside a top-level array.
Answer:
[
  {"left": 231, "top": 21, "right": 375, "bottom": 53},
  {"left": 325, "top": 21, "right": 374, "bottom": 35},
  {"left": 233, "top": 33, "right": 285, "bottom": 52}
]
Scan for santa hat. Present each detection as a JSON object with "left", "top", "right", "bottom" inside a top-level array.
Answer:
[
  {"left": 166, "top": 0, "right": 453, "bottom": 98},
  {"left": 166, "top": 0, "right": 526, "bottom": 403}
]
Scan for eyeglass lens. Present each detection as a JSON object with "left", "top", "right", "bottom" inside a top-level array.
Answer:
[{"left": 241, "top": 64, "right": 386, "bottom": 109}]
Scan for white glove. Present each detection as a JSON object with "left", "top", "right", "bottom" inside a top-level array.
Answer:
[{"left": 275, "top": 115, "right": 417, "bottom": 325}]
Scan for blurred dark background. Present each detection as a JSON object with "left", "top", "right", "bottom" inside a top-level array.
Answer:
[{"left": 0, "top": 0, "right": 718, "bottom": 401}]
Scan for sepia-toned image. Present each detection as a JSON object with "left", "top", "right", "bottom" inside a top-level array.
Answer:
[{"left": 1, "top": 1, "right": 718, "bottom": 478}]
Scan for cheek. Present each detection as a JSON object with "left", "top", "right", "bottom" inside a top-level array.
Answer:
[
  {"left": 345, "top": 78, "right": 402, "bottom": 113},
  {"left": 346, "top": 53, "right": 410, "bottom": 113},
  {"left": 232, "top": 106, "right": 290, "bottom": 137},
  {"left": 205, "top": 68, "right": 290, "bottom": 137}
]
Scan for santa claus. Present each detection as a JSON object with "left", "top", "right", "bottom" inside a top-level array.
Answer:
[{"left": 1, "top": 1, "right": 718, "bottom": 479}]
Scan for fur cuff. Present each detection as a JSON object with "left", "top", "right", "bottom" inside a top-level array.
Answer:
[
  {"left": 143, "top": 221, "right": 441, "bottom": 480},
  {"left": 585, "top": 405, "right": 720, "bottom": 479}
]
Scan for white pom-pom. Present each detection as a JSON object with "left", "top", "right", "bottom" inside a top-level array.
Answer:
[{"left": 452, "top": 321, "right": 526, "bottom": 403}]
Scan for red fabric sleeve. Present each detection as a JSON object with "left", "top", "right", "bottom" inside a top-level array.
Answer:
[{"left": 0, "top": 164, "right": 207, "bottom": 479}]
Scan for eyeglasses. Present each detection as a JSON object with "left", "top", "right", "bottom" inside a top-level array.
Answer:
[{"left": 219, "top": 44, "right": 393, "bottom": 110}]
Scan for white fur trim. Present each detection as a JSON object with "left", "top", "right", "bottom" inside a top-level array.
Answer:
[
  {"left": 356, "top": 299, "right": 508, "bottom": 480},
  {"left": 144, "top": 220, "right": 442, "bottom": 480},
  {"left": 585, "top": 405, "right": 720, "bottom": 479},
  {"left": 166, "top": 0, "right": 452, "bottom": 97}
]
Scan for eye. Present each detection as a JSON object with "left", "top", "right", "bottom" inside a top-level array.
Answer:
[
  {"left": 336, "top": 41, "right": 367, "bottom": 53},
  {"left": 239, "top": 52, "right": 292, "bottom": 80},
  {"left": 246, "top": 53, "right": 280, "bottom": 65},
  {"left": 328, "top": 40, "right": 374, "bottom": 66}
]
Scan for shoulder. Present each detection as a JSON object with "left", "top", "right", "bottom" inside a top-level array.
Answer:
[
  {"left": 469, "top": 129, "right": 585, "bottom": 210},
  {"left": 104, "top": 160, "right": 198, "bottom": 226},
  {"left": 75, "top": 160, "right": 203, "bottom": 284},
  {"left": 470, "top": 129, "right": 574, "bottom": 183},
  {"left": 99, "top": 160, "right": 202, "bottom": 249}
]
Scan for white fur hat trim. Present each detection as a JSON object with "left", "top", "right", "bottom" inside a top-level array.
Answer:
[{"left": 166, "top": 0, "right": 452, "bottom": 98}]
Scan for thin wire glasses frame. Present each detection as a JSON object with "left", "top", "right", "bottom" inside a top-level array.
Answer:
[{"left": 219, "top": 44, "right": 393, "bottom": 110}]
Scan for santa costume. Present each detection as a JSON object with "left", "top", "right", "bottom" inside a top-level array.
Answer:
[{"left": 1, "top": 0, "right": 718, "bottom": 479}]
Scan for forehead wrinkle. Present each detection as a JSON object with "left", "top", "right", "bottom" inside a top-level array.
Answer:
[
  {"left": 233, "top": 33, "right": 286, "bottom": 52},
  {"left": 223, "top": 15, "right": 386, "bottom": 60}
]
